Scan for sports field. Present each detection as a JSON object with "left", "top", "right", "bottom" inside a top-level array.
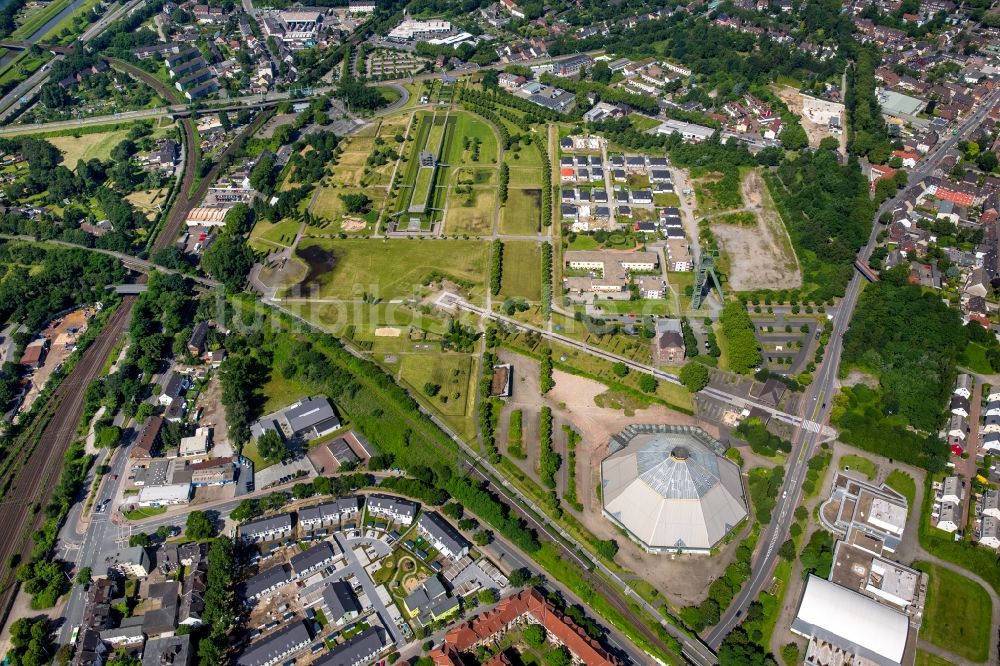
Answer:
[
  {"left": 289, "top": 238, "right": 489, "bottom": 301},
  {"left": 499, "top": 240, "right": 541, "bottom": 300},
  {"left": 500, "top": 188, "right": 542, "bottom": 235}
]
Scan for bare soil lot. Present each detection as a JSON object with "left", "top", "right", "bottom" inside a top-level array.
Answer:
[
  {"left": 495, "top": 348, "right": 742, "bottom": 605},
  {"left": 773, "top": 85, "right": 846, "bottom": 154},
  {"left": 712, "top": 169, "right": 801, "bottom": 292}
]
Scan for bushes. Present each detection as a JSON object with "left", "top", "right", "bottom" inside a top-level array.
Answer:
[
  {"left": 680, "top": 317, "right": 699, "bottom": 358},
  {"left": 539, "top": 134, "right": 552, "bottom": 226},
  {"left": 637, "top": 373, "right": 657, "bottom": 393},
  {"left": 445, "top": 476, "right": 540, "bottom": 554},
  {"left": 499, "top": 163, "right": 509, "bottom": 204},
  {"left": 720, "top": 301, "right": 761, "bottom": 374},
  {"left": 801, "top": 450, "right": 831, "bottom": 497},
  {"left": 379, "top": 476, "right": 448, "bottom": 505},
  {"left": 508, "top": 409, "right": 525, "bottom": 459},
  {"left": 748, "top": 466, "right": 784, "bottom": 524},
  {"left": 563, "top": 426, "right": 582, "bottom": 511},
  {"left": 800, "top": 529, "right": 834, "bottom": 579},
  {"left": 681, "top": 532, "right": 755, "bottom": 632},
  {"left": 538, "top": 407, "right": 560, "bottom": 489},
  {"left": 540, "top": 348, "right": 554, "bottom": 394},
  {"left": 540, "top": 242, "right": 553, "bottom": 320},
  {"left": 734, "top": 418, "right": 791, "bottom": 456},
  {"left": 490, "top": 240, "right": 503, "bottom": 296}
]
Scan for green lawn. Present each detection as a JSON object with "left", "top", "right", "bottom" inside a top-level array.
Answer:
[
  {"left": 506, "top": 139, "right": 544, "bottom": 167},
  {"left": 48, "top": 128, "right": 134, "bottom": 166},
  {"left": 839, "top": 453, "right": 877, "bottom": 480},
  {"left": 446, "top": 111, "right": 498, "bottom": 165},
  {"left": 500, "top": 188, "right": 542, "bottom": 235},
  {"left": 398, "top": 352, "right": 477, "bottom": 439},
  {"left": 915, "top": 651, "right": 955, "bottom": 666},
  {"left": 914, "top": 561, "right": 991, "bottom": 663},
  {"left": 499, "top": 240, "right": 541, "bottom": 300},
  {"left": 959, "top": 342, "right": 993, "bottom": 373},
  {"left": 507, "top": 166, "right": 544, "bottom": 187},
  {"left": 123, "top": 506, "right": 167, "bottom": 520},
  {"left": 288, "top": 238, "right": 489, "bottom": 302},
  {"left": 590, "top": 298, "right": 671, "bottom": 316},
  {"left": 250, "top": 218, "right": 300, "bottom": 249},
  {"left": 884, "top": 470, "right": 916, "bottom": 506}
]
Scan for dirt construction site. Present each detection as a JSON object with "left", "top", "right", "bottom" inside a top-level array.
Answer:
[
  {"left": 494, "top": 350, "right": 746, "bottom": 606},
  {"left": 773, "top": 85, "right": 846, "bottom": 154},
  {"left": 710, "top": 169, "right": 802, "bottom": 292}
]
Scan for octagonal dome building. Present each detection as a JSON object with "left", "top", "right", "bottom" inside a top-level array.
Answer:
[{"left": 601, "top": 425, "right": 747, "bottom": 554}]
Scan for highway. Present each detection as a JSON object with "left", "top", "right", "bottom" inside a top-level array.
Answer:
[{"left": 704, "top": 87, "right": 1000, "bottom": 649}]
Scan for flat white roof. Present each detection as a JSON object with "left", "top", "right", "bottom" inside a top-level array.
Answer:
[
  {"left": 793, "top": 575, "right": 908, "bottom": 666},
  {"left": 138, "top": 483, "right": 192, "bottom": 504}
]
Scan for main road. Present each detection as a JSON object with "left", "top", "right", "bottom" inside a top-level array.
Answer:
[{"left": 705, "top": 87, "right": 1000, "bottom": 648}]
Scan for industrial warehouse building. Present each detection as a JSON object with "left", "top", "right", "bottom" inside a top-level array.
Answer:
[{"left": 600, "top": 425, "right": 747, "bottom": 553}]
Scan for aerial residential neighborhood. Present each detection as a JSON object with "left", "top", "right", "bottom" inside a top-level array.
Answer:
[{"left": 1, "top": 0, "right": 1000, "bottom": 665}]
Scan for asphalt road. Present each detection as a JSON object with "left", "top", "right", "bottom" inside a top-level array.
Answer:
[{"left": 705, "top": 87, "right": 1000, "bottom": 649}]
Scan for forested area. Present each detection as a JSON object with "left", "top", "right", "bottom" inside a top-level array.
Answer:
[
  {"left": 833, "top": 267, "right": 961, "bottom": 472},
  {"left": 0, "top": 129, "right": 170, "bottom": 253},
  {"left": 846, "top": 50, "right": 892, "bottom": 164},
  {"left": 0, "top": 242, "right": 124, "bottom": 330},
  {"left": 768, "top": 145, "right": 874, "bottom": 300}
]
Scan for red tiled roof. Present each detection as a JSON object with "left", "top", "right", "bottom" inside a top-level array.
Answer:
[{"left": 434, "top": 589, "right": 622, "bottom": 666}]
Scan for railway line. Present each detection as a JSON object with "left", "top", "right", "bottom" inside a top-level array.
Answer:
[{"left": 0, "top": 299, "right": 133, "bottom": 628}]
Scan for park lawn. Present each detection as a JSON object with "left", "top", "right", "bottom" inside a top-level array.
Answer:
[
  {"left": 630, "top": 115, "right": 662, "bottom": 132},
  {"left": 282, "top": 301, "right": 449, "bottom": 340},
  {"left": 290, "top": 238, "right": 489, "bottom": 302},
  {"left": 566, "top": 233, "right": 601, "bottom": 250},
  {"left": 250, "top": 218, "right": 300, "bottom": 249},
  {"left": 411, "top": 166, "right": 436, "bottom": 210},
  {"left": 500, "top": 188, "right": 542, "bottom": 235},
  {"left": 261, "top": 371, "right": 312, "bottom": 414},
  {"left": 446, "top": 187, "right": 495, "bottom": 236},
  {"left": 507, "top": 166, "right": 544, "bottom": 187},
  {"left": 446, "top": 111, "right": 498, "bottom": 165},
  {"left": 454, "top": 167, "right": 497, "bottom": 187},
  {"left": 914, "top": 562, "right": 991, "bottom": 663},
  {"left": 884, "top": 470, "right": 916, "bottom": 507},
  {"left": 312, "top": 187, "right": 385, "bottom": 222},
  {"left": 959, "top": 341, "right": 993, "bottom": 373},
  {"left": 839, "top": 453, "right": 878, "bottom": 480},
  {"left": 398, "top": 353, "right": 474, "bottom": 418},
  {"left": 48, "top": 128, "right": 133, "bottom": 166},
  {"left": 590, "top": 298, "right": 671, "bottom": 316},
  {"left": 506, "top": 139, "right": 544, "bottom": 167},
  {"left": 499, "top": 240, "right": 541, "bottom": 301}
]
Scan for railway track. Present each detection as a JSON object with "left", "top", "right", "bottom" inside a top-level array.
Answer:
[{"left": 0, "top": 298, "right": 134, "bottom": 628}]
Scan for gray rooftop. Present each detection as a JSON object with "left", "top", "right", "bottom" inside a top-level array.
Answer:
[
  {"left": 141, "top": 634, "right": 191, "bottom": 666},
  {"left": 241, "top": 565, "right": 292, "bottom": 600},
  {"left": 321, "top": 580, "right": 361, "bottom": 620},
  {"left": 236, "top": 622, "right": 311, "bottom": 666},
  {"left": 290, "top": 541, "right": 336, "bottom": 575},
  {"left": 313, "top": 628, "right": 384, "bottom": 666},
  {"left": 285, "top": 397, "right": 339, "bottom": 436},
  {"left": 601, "top": 425, "right": 747, "bottom": 551}
]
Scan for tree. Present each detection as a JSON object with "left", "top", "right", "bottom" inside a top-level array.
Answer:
[
  {"left": 339, "top": 192, "right": 372, "bottom": 214},
  {"left": 544, "top": 647, "right": 572, "bottom": 666},
  {"left": 637, "top": 373, "right": 657, "bottom": 393},
  {"left": 202, "top": 237, "right": 254, "bottom": 292},
  {"left": 185, "top": 511, "right": 215, "bottom": 540},
  {"left": 75, "top": 567, "right": 91, "bottom": 585},
  {"left": 473, "top": 530, "right": 491, "bottom": 546},
  {"left": 612, "top": 362, "right": 628, "bottom": 377},
  {"left": 230, "top": 499, "right": 260, "bottom": 522},
  {"left": 978, "top": 150, "right": 998, "bottom": 173},
  {"left": 679, "top": 362, "right": 709, "bottom": 392},
  {"left": 523, "top": 624, "right": 546, "bottom": 648},
  {"left": 96, "top": 425, "right": 122, "bottom": 448},
  {"left": 778, "top": 538, "right": 796, "bottom": 561},
  {"left": 129, "top": 532, "right": 150, "bottom": 547},
  {"left": 423, "top": 382, "right": 441, "bottom": 397},
  {"left": 478, "top": 588, "right": 498, "bottom": 604},
  {"left": 256, "top": 430, "right": 288, "bottom": 464}
]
